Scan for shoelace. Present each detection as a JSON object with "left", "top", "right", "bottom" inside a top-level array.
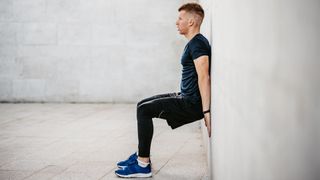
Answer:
[{"left": 127, "top": 159, "right": 137, "bottom": 165}]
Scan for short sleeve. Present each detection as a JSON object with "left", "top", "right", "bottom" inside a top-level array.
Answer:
[{"left": 189, "top": 39, "right": 210, "bottom": 61}]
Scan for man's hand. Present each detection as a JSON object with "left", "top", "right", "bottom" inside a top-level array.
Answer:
[{"left": 204, "top": 113, "right": 211, "bottom": 137}]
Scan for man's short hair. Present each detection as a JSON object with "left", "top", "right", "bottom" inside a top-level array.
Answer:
[{"left": 178, "top": 3, "right": 205, "bottom": 23}]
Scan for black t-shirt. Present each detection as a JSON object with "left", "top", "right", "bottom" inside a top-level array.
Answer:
[{"left": 180, "top": 33, "right": 211, "bottom": 102}]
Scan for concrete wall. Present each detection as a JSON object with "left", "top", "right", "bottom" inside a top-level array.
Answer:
[
  {"left": 199, "top": 0, "right": 320, "bottom": 179},
  {"left": 0, "top": 0, "right": 187, "bottom": 102}
]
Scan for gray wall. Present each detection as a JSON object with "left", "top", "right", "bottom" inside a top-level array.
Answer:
[
  {"left": 0, "top": 0, "right": 187, "bottom": 103},
  {"left": 200, "top": 0, "right": 320, "bottom": 179}
]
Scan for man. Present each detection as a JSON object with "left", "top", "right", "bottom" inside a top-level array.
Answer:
[{"left": 115, "top": 3, "right": 211, "bottom": 178}]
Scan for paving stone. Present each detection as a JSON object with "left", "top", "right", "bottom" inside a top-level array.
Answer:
[{"left": 0, "top": 170, "right": 33, "bottom": 180}]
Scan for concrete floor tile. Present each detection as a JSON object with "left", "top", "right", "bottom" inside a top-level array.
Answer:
[
  {"left": 24, "top": 172, "right": 62, "bottom": 180},
  {"left": 24, "top": 165, "right": 67, "bottom": 180},
  {"left": 51, "top": 164, "right": 114, "bottom": 180},
  {"left": 0, "top": 170, "right": 33, "bottom": 180},
  {"left": 51, "top": 171, "right": 100, "bottom": 180},
  {"left": 0, "top": 159, "right": 48, "bottom": 171}
]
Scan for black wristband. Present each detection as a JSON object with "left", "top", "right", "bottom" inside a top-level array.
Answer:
[{"left": 203, "top": 110, "right": 210, "bottom": 114}]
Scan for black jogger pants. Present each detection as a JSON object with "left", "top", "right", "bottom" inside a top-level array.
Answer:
[{"left": 136, "top": 92, "right": 204, "bottom": 157}]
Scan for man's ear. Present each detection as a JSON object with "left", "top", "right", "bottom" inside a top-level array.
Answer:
[{"left": 188, "top": 18, "right": 195, "bottom": 27}]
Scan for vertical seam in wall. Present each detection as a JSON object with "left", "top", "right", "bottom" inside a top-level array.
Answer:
[{"left": 209, "top": 1, "right": 214, "bottom": 179}]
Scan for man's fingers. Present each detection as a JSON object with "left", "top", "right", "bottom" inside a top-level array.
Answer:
[
  {"left": 204, "top": 117, "right": 211, "bottom": 137},
  {"left": 207, "top": 120, "right": 211, "bottom": 137}
]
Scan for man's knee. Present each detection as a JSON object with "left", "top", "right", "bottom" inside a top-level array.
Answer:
[
  {"left": 137, "top": 100, "right": 143, "bottom": 108},
  {"left": 137, "top": 102, "right": 157, "bottom": 118},
  {"left": 137, "top": 97, "right": 148, "bottom": 107}
]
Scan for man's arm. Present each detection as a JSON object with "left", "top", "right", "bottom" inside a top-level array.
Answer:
[{"left": 194, "top": 55, "right": 211, "bottom": 137}]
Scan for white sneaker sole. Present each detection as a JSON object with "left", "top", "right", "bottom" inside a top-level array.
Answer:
[
  {"left": 117, "top": 163, "right": 152, "bottom": 170},
  {"left": 115, "top": 172, "right": 152, "bottom": 178}
]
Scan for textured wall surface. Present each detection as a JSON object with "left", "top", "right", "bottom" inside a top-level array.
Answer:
[
  {"left": 0, "top": 0, "right": 188, "bottom": 102},
  {"left": 199, "top": 0, "right": 320, "bottom": 179}
]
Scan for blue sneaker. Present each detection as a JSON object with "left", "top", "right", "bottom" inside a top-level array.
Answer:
[
  {"left": 117, "top": 152, "right": 138, "bottom": 169},
  {"left": 115, "top": 159, "right": 152, "bottom": 178}
]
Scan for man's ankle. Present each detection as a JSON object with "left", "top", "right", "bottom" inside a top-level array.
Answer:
[{"left": 138, "top": 156, "right": 150, "bottom": 163}]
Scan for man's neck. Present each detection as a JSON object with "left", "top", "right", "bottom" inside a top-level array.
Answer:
[{"left": 185, "top": 28, "right": 200, "bottom": 41}]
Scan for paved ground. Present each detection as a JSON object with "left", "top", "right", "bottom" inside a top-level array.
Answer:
[{"left": 0, "top": 103, "right": 208, "bottom": 180}]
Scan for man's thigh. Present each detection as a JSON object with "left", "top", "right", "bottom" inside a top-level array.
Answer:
[
  {"left": 150, "top": 96, "right": 201, "bottom": 119},
  {"left": 154, "top": 96, "right": 203, "bottom": 129},
  {"left": 138, "top": 95, "right": 203, "bottom": 128},
  {"left": 137, "top": 92, "right": 178, "bottom": 107}
]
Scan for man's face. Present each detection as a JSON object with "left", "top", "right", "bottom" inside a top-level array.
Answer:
[{"left": 176, "top": 10, "right": 190, "bottom": 35}]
